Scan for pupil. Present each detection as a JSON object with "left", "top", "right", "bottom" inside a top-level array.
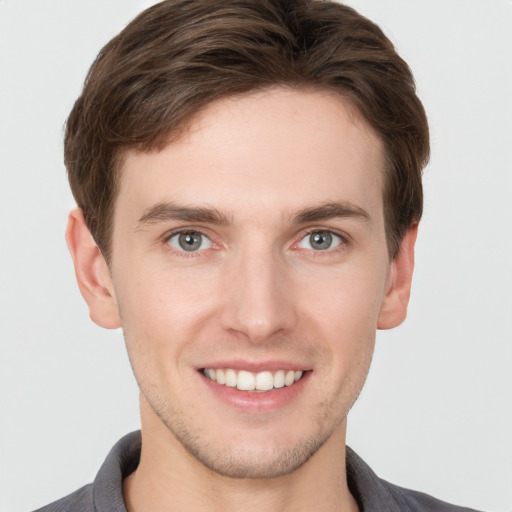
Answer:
[
  {"left": 179, "top": 232, "right": 201, "bottom": 251},
  {"left": 311, "top": 231, "right": 332, "bottom": 250}
]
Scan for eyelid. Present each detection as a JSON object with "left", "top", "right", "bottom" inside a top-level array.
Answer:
[
  {"left": 293, "top": 227, "right": 349, "bottom": 251},
  {"left": 162, "top": 226, "right": 211, "bottom": 242},
  {"left": 162, "top": 227, "right": 217, "bottom": 254},
  {"left": 160, "top": 226, "right": 349, "bottom": 254}
]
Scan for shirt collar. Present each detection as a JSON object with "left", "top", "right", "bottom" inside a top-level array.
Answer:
[{"left": 92, "top": 431, "right": 396, "bottom": 512}]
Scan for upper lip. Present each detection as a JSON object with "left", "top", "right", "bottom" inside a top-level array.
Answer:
[{"left": 197, "top": 360, "right": 311, "bottom": 372}]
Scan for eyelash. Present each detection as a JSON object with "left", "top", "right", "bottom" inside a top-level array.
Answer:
[
  {"left": 294, "top": 228, "right": 348, "bottom": 253},
  {"left": 162, "top": 227, "right": 349, "bottom": 257},
  {"left": 162, "top": 229, "right": 216, "bottom": 257}
]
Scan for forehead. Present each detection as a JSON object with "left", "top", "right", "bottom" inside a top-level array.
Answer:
[{"left": 116, "top": 88, "right": 386, "bottom": 225}]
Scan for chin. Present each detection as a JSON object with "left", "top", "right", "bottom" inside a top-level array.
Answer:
[
  {"left": 178, "top": 432, "right": 329, "bottom": 479},
  {"left": 156, "top": 407, "right": 337, "bottom": 479}
]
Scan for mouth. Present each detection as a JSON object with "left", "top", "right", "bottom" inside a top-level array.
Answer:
[{"left": 201, "top": 368, "right": 305, "bottom": 392}]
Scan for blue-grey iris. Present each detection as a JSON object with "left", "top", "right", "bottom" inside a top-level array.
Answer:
[
  {"left": 179, "top": 232, "right": 203, "bottom": 251},
  {"left": 309, "top": 231, "right": 333, "bottom": 250}
]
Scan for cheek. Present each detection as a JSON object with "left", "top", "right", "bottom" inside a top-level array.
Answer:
[
  {"left": 113, "top": 261, "right": 226, "bottom": 380},
  {"left": 117, "top": 260, "right": 218, "bottom": 323},
  {"left": 296, "top": 265, "right": 384, "bottom": 373},
  {"left": 302, "top": 264, "right": 386, "bottom": 329}
]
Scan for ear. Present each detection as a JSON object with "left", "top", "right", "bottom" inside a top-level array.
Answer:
[
  {"left": 65, "top": 208, "right": 121, "bottom": 329},
  {"left": 377, "top": 224, "right": 418, "bottom": 330}
]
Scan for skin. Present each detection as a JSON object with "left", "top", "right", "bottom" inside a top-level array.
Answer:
[{"left": 66, "top": 88, "right": 417, "bottom": 512}]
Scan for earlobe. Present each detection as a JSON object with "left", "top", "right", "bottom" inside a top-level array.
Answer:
[
  {"left": 65, "top": 208, "right": 121, "bottom": 329},
  {"left": 377, "top": 225, "right": 418, "bottom": 330}
]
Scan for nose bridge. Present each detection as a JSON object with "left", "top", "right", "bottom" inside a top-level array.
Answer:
[{"left": 220, "top": 237, "right": 295, "bottom": 342}]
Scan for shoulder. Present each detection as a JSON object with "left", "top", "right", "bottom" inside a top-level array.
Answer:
[
  {"left": 381, "top": 479, "right": 481, "bottom": 512},
  {"left": 346, "top": 446, "right": 482, "bottom": 512},
  {"left": 31, "top": 484, "right": 94, "bottom": 512},
  {"left": 30, "top": 432, "right": 140, "bottom": 512}
]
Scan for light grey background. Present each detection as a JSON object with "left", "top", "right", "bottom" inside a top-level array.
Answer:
[{"left": 0, "top": 1, "right": 510, "bottom": 511}]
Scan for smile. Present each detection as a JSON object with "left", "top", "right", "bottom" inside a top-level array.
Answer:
[{"left": 202, "top": 368, "right": 304, "bottom": 391}]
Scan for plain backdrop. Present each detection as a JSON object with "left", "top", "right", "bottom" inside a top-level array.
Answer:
[{"left": 0, "top": 1, "right": 511, "bottom": 511}]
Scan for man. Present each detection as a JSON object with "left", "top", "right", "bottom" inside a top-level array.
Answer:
[{"left": 33, "top": 1, "right": 479, "bottom": 510}]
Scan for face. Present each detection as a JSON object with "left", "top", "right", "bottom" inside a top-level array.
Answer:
[{"left": 79, "top": 88, "right": 411, "bottom": 479}]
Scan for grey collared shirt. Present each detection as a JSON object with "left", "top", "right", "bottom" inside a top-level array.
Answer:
[{"left": 33, "top": 431, "right": 481, "bottom": 512}]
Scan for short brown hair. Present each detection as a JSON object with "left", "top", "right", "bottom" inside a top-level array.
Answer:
[{"left": 65, "top": 0, "right": 429, "bottom": 261}]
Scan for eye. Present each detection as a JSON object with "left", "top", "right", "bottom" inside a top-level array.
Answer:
[
  {"left": 298, "top": 230, "right": 343, "bottom": 251},
  {"left": 167, "top": 231, "right": 212, "bottom": 252}
]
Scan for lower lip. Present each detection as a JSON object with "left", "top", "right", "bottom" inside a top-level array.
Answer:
[{"left": 200, "top": 371, "right": 310, "bottom": 413}]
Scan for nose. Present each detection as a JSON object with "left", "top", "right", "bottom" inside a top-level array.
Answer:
[{"left": 220, "top": 244, "right": 297, "bottom": 343}]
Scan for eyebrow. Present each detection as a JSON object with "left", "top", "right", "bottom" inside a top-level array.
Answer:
[
  {"left": 135, "top": 200, "right": 371, "bottom": 229},
  {"left": 292, "top": 201, "right": 371, "bottom": 224},
  {"left": 136, "top": 202, "right": 231, "bottom": 227}
]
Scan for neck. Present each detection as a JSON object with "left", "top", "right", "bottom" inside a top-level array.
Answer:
[{"left": 124, "top": 400, "right": 359, "bottom": 512}]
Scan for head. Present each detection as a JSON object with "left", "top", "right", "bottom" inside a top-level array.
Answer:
[
  {"left": 65, "top": 0, "right": 429, "bottom": 481},
  {"left": 65, "top": 0, "right": 429, "bottom": 263}
]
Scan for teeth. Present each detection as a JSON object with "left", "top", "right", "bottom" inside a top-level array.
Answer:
[
  {"left": 238, "top": 370, "right": 255, "bottom": 391},
  {"left": 274, "top": 370, "right": 285, "bottom": 388},
  {"left": 203, "top": 368, "right": 305, "bottom": 391},
  {"left": 216, "top": 369, "right": 226, "bottom": 385},
  {"left": 284, "top": 370, "right": 295, "bottom": 386},
  {"left": 255, "top": 371, "right": 273, "bottom": 391},
  {"left": 225, "top": 369, "right": 237, "bottom": 387}
]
